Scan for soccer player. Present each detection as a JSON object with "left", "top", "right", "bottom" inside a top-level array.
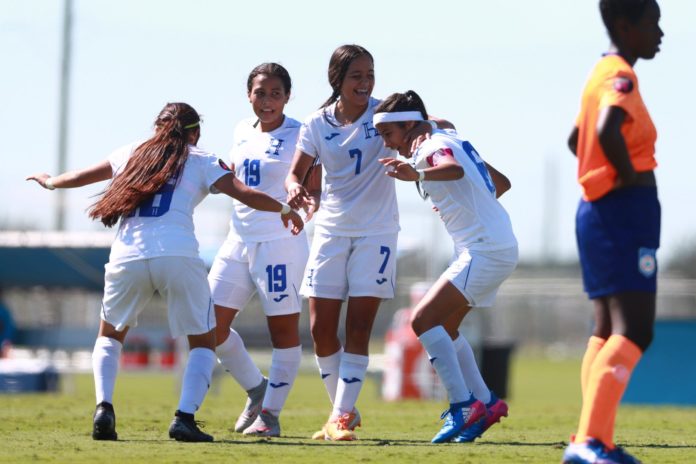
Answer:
[
  {"left": 562, "top": 1, "right": 663, "bottom": 463},
  {"left": 26, "top": 102, "right": 303, "bottom": 443},
  {"left": 208, "top": 63, "right": 318, "bottom": 437},
  {"left": 372, "top": 90, "right": 518, "bottom": 444},
  {"left": 285, "top": 45, "right": 449, "bottom": 441}
]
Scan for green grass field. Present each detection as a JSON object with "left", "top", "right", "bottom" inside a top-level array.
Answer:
[{"left": 1, "top": 355, "right": 695, "bottom": 463}]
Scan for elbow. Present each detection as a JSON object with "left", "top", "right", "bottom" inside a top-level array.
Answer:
[{"left": 453, "top": 166, "right": 465, "bottom": 180}]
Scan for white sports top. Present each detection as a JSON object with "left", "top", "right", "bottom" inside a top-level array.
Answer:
[
  {"left": 297, "top": 97, "right": 400, "bottom": 237},
  {"left": 227, "top": 116, "right": 306, "bottom": 242},
  {"left": 414, "top": 132, "right": 517, "bottom": 251},
  {"left": 107, "top": 142, "right": 229, "bottom": 264}
]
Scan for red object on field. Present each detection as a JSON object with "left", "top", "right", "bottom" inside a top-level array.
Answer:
[{"left": 382, "top": 282, "right": 442, "bottom": 400}]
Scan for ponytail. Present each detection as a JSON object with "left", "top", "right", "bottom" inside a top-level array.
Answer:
[{"left": 89, "top": 102, "right": 200, "bottom": 227}]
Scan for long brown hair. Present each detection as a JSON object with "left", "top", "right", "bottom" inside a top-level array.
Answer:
[{"left": 89, "top": 102, "right": 200, "bottom": 227}]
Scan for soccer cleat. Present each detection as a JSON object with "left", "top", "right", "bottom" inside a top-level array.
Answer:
[
  {"left": 234, "top": 377, "right": 268, "bottom": 433},
  {"left": 605, "top": 445, "right": 642, "bottom": 464},
  {"left": 92, "top": 401, "right": 118, "bottom": 440},
  {"left": 561, "top": 437, "right": 638, "bottom": 464},
  {"left": 168, "top": 410, "right": 214, "bottom": 442},
  {"left": 431, "top": 399, "right": 486, "bottom": 444},
  {"left": 323, "top": 413, "right": 358, "bottom": 441},
  {"left": 242, "top": 409, "right": 281, "bottom": 437},
  {"left": 311, "top": 407, "right": 361, "bottom": 440},
  {"left": 453, "top": 392, "right": 508, "bottom": 443}
]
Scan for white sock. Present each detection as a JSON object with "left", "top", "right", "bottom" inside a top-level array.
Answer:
[
  {"left": 178, "top": 347, "right": 216, "bottom": 414},
  {"left": 315, "top": 348, "right": 343, "bottom": 405},
  {"left": 92, "top": 336, "right": 122, "bottom": 405},
  {"left": 332, "top": 352, "right": 369, "bottom": 416},
  {"left": 262, "top": 346, "right": 302, "bottom": 416},
  {"left": 418, "top": 326, "right": 471, "bottom": 404},
  {"left": 216, "top": 328, "right": 264, "bottom": 391},
  {"left": 452, "top": 334, "right": 491, "bottom": 404}
]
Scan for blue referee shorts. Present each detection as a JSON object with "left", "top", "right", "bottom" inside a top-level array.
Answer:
[{"left": 576, "top": 186, "right": 660, "bottom": 299}]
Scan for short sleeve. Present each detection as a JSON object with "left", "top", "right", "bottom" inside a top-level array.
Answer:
[
  {"left": 296, "top": 121, "right": 319, "bottom": 159},
  {"left": 107, "top": 142, "right": 139, "bottom": 176},
  {"left": 598, "top": 70, "right": 641, "bottom": 117},
  {"left": 202, "top": 155, "right": 233, "bottom": 193}
]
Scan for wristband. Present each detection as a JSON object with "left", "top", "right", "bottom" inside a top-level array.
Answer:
[
  {"left": 287, "top": 182, "right": 302, "bottom": 192},
  {"left": 417, "top": 170, "right": 426, "bottom": 182},
  {"left": 44, "top": 178, "right": 56, "bottom": 190},
  {"left": 280, "top": 203, "right": 292, "bottom": 215}
]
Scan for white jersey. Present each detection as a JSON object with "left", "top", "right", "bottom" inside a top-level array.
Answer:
[
  {"left": 414, "top": 132, "right": 517, "bottom": 251},
  {"left": 107, "top": 142, "right": 229, "bottom": 264},
  {"left": 227, "top": 116, "right": 305, "bottom": 242},
  {"left": 297, "top": 97, "right": 399, "bottom": 237}
]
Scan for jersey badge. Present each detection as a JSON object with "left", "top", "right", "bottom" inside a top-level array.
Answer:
[
  {"left": 613, "top": 77, "right": 634, "bottom": 93},
  {"left": 218, "top": 159, "right": 233, "bottom": 172},
  {"left": 638, "top": 247, "right": 656, "bottom": 278}
]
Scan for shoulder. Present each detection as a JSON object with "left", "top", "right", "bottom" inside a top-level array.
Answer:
[{"left": 283, "top": 116, "right": 302, "bottom": 130}]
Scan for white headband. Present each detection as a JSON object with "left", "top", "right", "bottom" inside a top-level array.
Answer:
[{"left": 373, "top": 111, "right": 424, "bottom": 125}]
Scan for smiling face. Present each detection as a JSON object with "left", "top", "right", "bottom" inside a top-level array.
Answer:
[
  {"left": 338, "top": 54, "right": 375, "bottom": 109},
  {"left": 376, "top": 121, "right": 416, "bottom": 157},
  {"left": 248, "top": 74, "right": 290, "bottom": 132}
]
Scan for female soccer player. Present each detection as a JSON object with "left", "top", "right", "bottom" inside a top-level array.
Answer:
[
  {"left": 373, "top": 90, "right": 518, "bottom": 444},
  {"left": 26, "top": 102, "right": 303, "bottom": 443},
  {"left": 208, "top": 63, "right": 318, "bottom": 437},
  {"left": 285, "top": 45, "right": 447, "bottom": 441},
  {"left": 562, "top": 1, "right": 663, "bottom": 463}
]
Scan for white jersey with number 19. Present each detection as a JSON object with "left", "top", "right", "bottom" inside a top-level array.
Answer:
[{"left": 227, "top": 116, "right": 304, "bottom": 243}]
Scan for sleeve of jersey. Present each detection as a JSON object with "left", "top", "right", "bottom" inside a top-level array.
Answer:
[
  {"left": 598, "top": 70, "right": 641, "bottom": 118},
  {"left": 426, "top": 148, "right": 455, "bottom": 167},
  {"left": 203, "top": 155, "right": 233, "bottom": 193},
  {"left": 107, "top": 142, "right": 137, "bottom": 176},
  {"left": 296, "top": 118, "right": 319, "bottom": 159}
]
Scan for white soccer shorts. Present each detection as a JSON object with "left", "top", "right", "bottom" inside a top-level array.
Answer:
[
  {"left": 101, "top": 257, "right": 214, "bottom": 338},
  {"left": 444, "top": 246, "right": 518, "bottom": 308},
  {"left": 300, "top": 232, "right": 398, "bottom": 300},
  {"left": 208, "top": 235, "right": 309, "bottom": 316}
]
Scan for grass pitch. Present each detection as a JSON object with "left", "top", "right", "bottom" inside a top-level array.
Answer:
[{"left": 1, "top": 355, "right": 695, "bottom": 463}]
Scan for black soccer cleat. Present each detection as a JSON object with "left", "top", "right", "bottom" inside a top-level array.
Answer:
[
  {"left": 168, "top": 410, "right": 214, "bottom": 442},
  {"left": 92, "top": 401, "right": 118, "bottom": 440}
]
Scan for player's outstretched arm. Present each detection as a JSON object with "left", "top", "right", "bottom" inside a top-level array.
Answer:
[
  {"left": 213, "top": 173, "right": 304, "bottom": 235},
  {"left": 26, "top": 160, "right": 113, "bottom": 190},
  {"left": 301, "top": 162, "right": 322, "bottom": 221}
]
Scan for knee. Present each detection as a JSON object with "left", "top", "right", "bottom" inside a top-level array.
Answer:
[
  {"left": 410, "top": 310, "right": 435, "bottom": 337},
  {"left": 310, "top": 321, "right": 337, "bottom": 345}
]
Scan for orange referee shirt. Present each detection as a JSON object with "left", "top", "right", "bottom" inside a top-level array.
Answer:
[{"left": 574, "top": 54, "right": 657, "bottom": 201}]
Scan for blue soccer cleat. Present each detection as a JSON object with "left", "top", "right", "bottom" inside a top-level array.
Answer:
[
  {"left": 562, "top": 437, "right": 641, "bottom": 464},
  {"left": 431, "top": 398, "right": 486, "bottom": 444},
  {"left": 454, "top": 391, "right": 508, "bottom": 443}
]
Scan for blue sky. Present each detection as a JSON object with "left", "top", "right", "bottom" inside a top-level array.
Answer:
[{"left": 2, "top": 0, "right": 694, "bottom": 264}]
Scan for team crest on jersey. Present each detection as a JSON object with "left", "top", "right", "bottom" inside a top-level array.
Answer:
[
  {"left": 638, "top": 247, "right": 656, "bottom": 278},
  {"left": 218, "top": 159, "right": 233, "bottom": 172},
  {"left": 613, "top": 77, "right": 634, "bottom": 93}
]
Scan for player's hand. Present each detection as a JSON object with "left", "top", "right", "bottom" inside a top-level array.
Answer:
[
  {"left": 302, "top": 194, "right": 320, "bottom": 221},
  {"left": 26, "top": 173, "right": 53, "bottom": 189},
  {"left": 286, "top": 182, "right": 309, "bottom": 210},
  {"left": 379, "top": 158, "right": 419, "bottom": 181},
  {"left": 281, "top": 209, "right": 304, "bottom": 235}
]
